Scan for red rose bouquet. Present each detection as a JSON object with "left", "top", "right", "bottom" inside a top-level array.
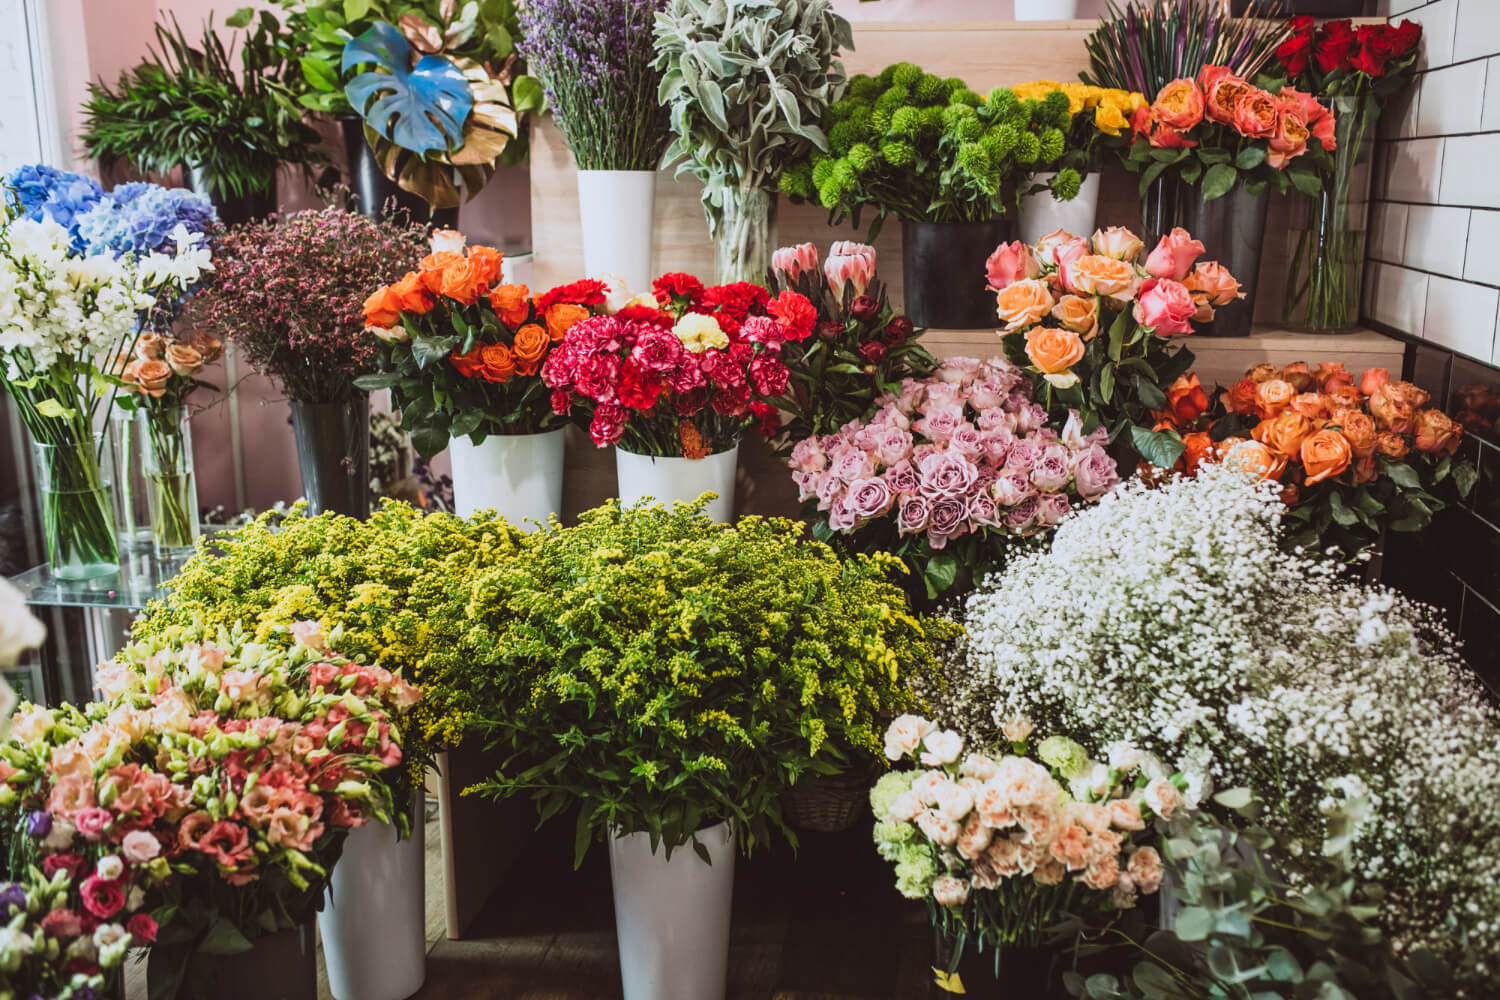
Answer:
[
  {"left": 541, "top": 273, "right": 814, "bottom": 457},
  {"left": 1272, "top": 18, "right": 1423, "bottom": 332},
  {"left": 766, "top": 241, "right": 935, "bottom": 455},
  {"left": 356, "top": 231, "right": 603, "bottom": 457}
]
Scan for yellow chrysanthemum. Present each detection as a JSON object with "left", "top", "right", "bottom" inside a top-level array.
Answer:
[{"left": 672, "top": 312, "right": 728, "bottom": 353}]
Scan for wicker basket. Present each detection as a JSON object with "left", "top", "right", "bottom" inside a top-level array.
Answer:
[{"left": 781, "top": 762, "right": 883, "bottom": 834}]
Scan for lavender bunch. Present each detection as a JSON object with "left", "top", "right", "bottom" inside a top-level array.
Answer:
[{"left": 518, "top": 0, "right": 670, "bottom": 171}]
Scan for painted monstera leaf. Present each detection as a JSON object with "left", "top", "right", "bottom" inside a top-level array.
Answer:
[{"left": 342, "top": 21, "right": 474, "bottom": 158}]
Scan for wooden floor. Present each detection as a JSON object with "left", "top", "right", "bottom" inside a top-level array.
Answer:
[{"left": 124, "top": 806, "right": 943, "bottom": 1000}]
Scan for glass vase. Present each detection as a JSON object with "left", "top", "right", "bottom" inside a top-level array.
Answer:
[
  {"left": 108, "top": 409, "right": 152, "bottom": 554},
  {"left": 138, "top": 405, "right": 200, "bottom": 561},
  {"left": 1284, "top": 95, "right": 1376, "bottom": 332},
  {"left": 712, "top": 186, "right": 778, "bottom": 286},
  {"left": 31, "top": 433, "right": 119, "bottom": 580}
]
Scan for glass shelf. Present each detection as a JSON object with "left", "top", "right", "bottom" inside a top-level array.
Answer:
[{"left": 7, "top": 527, "right": 224, "bottom": 612}]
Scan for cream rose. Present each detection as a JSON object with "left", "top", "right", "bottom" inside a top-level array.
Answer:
[{"left": 994, "top": 279, "right": 1055, "bottom": 331}]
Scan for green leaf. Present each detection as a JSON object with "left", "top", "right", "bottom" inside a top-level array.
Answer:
[
  {"left": 1288, "top": 165, "right": 1324, "bottom": 197},
  {"left": 1328, "top": 490, "right": 1358, "bottom": 526},
  {"left": 1099, "top": 364, "right": 1116, "bottom": 403},
  {"left": 1107, "top": 308, "right": 1131, "bottom": 363},
  {"left": 1173, "top": 906, "right": 1213, "bottom": 942},
  {"left": 1213, "top": 787, "right": 1254, "bottom": 810},
  {"left": 198, "top": 917, "right": 254, "bottom": 955},
  {"left": 512, "top": 75, "right": 545, "bottom": 113},
  {"left": 1135, "top": 375, "right": 1168, "bottom": 412},
  {"left": 1235, "top": 146, "right": 1267, "bottom": 170},
  {"left": 35, "top": 398, "right": 76, "bottom": 420},
  {"left": 353, "top": 371, "right": 404, "bottom": 391},
  {"left": 1381, "top": 460, "right": 1421, "bottom": 489},
  {"left": 343, "top": 0, "right": 373, "bottom": 22},
  {"left": 1452, "top": 459, "right": 1478, "bottom": 497},
  {"left": 1130, "top": 425, "right": 1186, "bottom": 469},
  {"left": 300, "top": 56, "right": 342, "bottom": 93},
  {"left": 574, "top": 807, "right": 594, "bottom": 869},
  {"left": 411, "top": 334, "right": 459, "bottom": 369},
  {"left": 1201, "top": 163, "right": 1237, "bottom": 201}
]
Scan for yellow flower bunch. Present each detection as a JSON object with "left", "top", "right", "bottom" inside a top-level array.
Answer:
[{"left": 1010, "top": 80, "right": 1146, "bottom": 136}]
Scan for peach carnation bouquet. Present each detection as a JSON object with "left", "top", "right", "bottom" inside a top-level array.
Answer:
[
  {"left": 986, "top": 225, "right": 1240, "bottom": 472},
  {"left": 872, "top": 715, "right": 1190, "bottom": 987}
]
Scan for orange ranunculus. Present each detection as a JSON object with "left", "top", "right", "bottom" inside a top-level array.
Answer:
[
  {"left": 1289, "top": 392, "right": 1327, "bottom": 420},
  {"left": 1253, "top": 411, "right": 1315, "bottom": 458},
  {"left": 1255, "top": 378, "right": 1297, "bottom": 418},
  {"left": 489, "top": 283, "right": 532, "bottom": 328},
  {"left": 512, "top": 323, "right": 550, "bottom": 373},
  {"left": 1152, "top": 78, "right": 1205, "bottom": 131},
  {"left": 451, "top": 344, "right": 485, "bottom": 379},
  {"left": 1353, "top": 454, "right": 1378, "bottom": 484},
  {"left": 1414, "top": 408, "right": 1462, "bottom": 454},
  {"left": 467, "top": 246, "right": 505, "bottom": 287},
  {"left": 1368, "top": 383, "right": 1416, "bottom": 434},
  {"left": 1024, "top": 326, "right": 1086, "bottom": 375},
  {"left": 480, "top": 342, "right": 517, "bottom": 383},
  {"left": 1050, "top": 294, "right": 1098, "bottom": 338},
  {"left": 1300, "top": 429, "right": 1353, "bottom": 485},
  {"left": 995, "top": 279, "right": 1055, "bottom": 331},
  {"left": 1280, "top": 362, "right": 1315, "bottom": 392},
  {"left": 1334, "top": 410, "right": 1377, "bottom": 457},
  {"left": 391, "top": 272, "right": 434, "bottom": 315},
  {"left": 1359, "top": 367, "right": 1391, "bottom": 397},
  {"left": 1180, "top": 431, "right": 1217, "bottom": 475},
  {"left": 1163, "top": 373, "right": 1209, "bottom": 425},
  {"left": 1374, "top": 431, "right": 1409, "bottom": 460},
  {"left": 440, "top": 258, "right": 487, "bottom": 305},
  {"left": 1224, "top": 378, "right": 1259, "bottom": 416},
  {"left": 1064, "top": 255, "right": 1137, "bottom": 298},
  {"left": 362, "top": 285, "right": 403, "bottom": 328},
  {"left": 1246, "top": 363, "right": 1279, "bottom": 383},
  {"left": 544, "top": 303, "right": 590, "bottom": 341},
  {"left": 1223, "top": 438, "right": 1286, "bottom": 482},
  {"left": 418, "top": 251, "right": 463, "bottom": 292},
  {"left": 1313, "top": 361, "right": 1352, "bottom": 392}
]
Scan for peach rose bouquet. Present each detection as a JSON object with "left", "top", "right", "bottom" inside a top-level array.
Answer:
[
  {"left": 872, "top": 716, "right": 1189, "bottom": 985},
  {"left": 1165, "top": 361, "right": 1477, "bottom": 558},
  {"left": 356, "top": 230, "right": 606, "bottom": 457},
  {"left": 987, "top": 225, "right": 1239, "bottom": 471}
]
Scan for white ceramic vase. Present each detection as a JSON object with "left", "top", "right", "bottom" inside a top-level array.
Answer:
[
  {"left": 608, "top": 821, "right": 736, "bottom": 1000},
  {"left": 1014, "top": 0, "right": 1080, "bottom": 19},
  {"left": 319, "top": 808, "right": 426, "bottom": 1000},
  {"left": 577, "top": 169, "right": 657, "bottom": 295},
  {"left": 448, "top": 428, "right": 565, "bottom": 528},
  {"left": 615, "top": 445, "right": 738, "bottom": 523},
  {"left": 1019, "top": 170, "right": 1102, "bottom": 245}
]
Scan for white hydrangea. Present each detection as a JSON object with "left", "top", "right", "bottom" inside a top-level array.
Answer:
[
  {"left": 0, "top": 216, "right": 154, "bottom": 376},
  {"left": 945, "top": 464, "right": 1500, "bottom": 985}
]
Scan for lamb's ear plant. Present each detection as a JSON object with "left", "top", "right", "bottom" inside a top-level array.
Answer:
[{"left": 80, "top": 13, "right": 329, "bottom": 202}]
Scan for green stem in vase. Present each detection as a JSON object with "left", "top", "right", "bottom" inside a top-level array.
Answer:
[{"left": 142, "top": 405, "right": 198, "bottom": 552}]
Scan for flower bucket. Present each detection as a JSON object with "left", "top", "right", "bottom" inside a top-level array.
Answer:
[
  {"left": 1013, "top": 0, "right": 1080, "bottom": 20},
  {"left": 608, "top": 821, "right": 736, "bottom": 1000},
  {"left": 290, "top": 395, "right": 371, "bottom": 518},
  {"left": 615, "top": 445, "right": 739, "bottom": 523},
  {"left": 448, "top": 428, "right": 566, "bottom": 528},
  {"left": 150, "top": 923, "right": 317, "bottom": 1000},
  {"left": 1141, "top": 178, "right": 1268, "bottom": 338},
  {"left": 1018, "top": 172, "right": 1101, "bottom": 246},
  {"left": 577, "top": 169, "right": 657, "bottom": 294},
  {"left": 901, "top": 219, "right": 1010, "bottom": 329},
  {"left": 319, "top": 803, "right": 427, "bottom": 1000},
  {"left": 932, "top": 929, "right": 1066, "bottom": 999},
  {"left": 31, "top": 433, "right": 119, "bottom": 581}
]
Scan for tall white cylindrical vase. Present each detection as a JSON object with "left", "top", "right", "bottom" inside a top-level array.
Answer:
[
  {"left": 1013, "top": 0, "right": 1079, "bottom": 19},
  {"left": 615, "top": 445, "right": 738, "bottom": 523},
  {"left": 608, "top": 822, "right": 736, "bottom": 1000},
  {"left": 449, "top": 429, "right": 565, "bottom": 528},
  {"left": 1019, "top": 171, "right": 1102, "bottom": 245},
  {"left": 577, "top": 170, "right": 657, "bottom": 295},
  {"left": 319, "top": 808, "right": 426, "bottom": 1000}
]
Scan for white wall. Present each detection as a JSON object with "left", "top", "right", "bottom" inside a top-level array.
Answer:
[
  {"left": 0, "top": 0, "right": 51, "bottom": 172},
  {"left": 1366, "top": 0, "right": 1500, "bottom": 368}
]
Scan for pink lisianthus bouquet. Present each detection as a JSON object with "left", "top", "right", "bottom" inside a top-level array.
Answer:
[
  {"left": 0, "top": 622, "right": 422, "bottom": 997},
  {"left": 988, "top": 226, "right": 1239, "bottom": 472},
  {"left": 789, "top": 357, "right": 1119, "bottom": 598},
  {"left": 871, "top": 715, "right": 1191, "bottom": 972},
  {"left": 541, "top": 272, "right": 815, "bottom": 458},
  {"left": 0, "top": 866, "right": 144, "bottom": 1000},
  {"left": 766, "top": 241, "right": 935, "bottom": 453}
]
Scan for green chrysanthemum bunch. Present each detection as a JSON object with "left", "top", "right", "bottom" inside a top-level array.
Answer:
[
  {"left": 466, "top": 498, "right": 959, "bottom": 864},
  {"left": 131, "top": 501, "right": 528, "bottom": 765},
  {"left": 782, "top": 63, "right": 1072, "bottom": 225}
]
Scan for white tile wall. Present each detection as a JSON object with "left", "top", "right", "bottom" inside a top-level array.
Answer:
[{"left": 1367, "top": 0, "right": 1500, "bottom": 368}]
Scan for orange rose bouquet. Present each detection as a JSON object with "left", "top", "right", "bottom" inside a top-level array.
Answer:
[
  {"left": 355, "top": 231, "right": 603, "bottom": 457},
  {"left": 1164, "top": 361, "right": 1477, "bottom": 558},
  {"left": 987, "top": 225, "right": 1239, "bottom": 471}
]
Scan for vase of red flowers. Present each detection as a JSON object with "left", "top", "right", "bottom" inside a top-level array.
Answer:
[
  {"left": 1274, "top": 18, "right": 1422, "bottom": 332},
  {"left": 542, "top": 273, "right": 815, "bottom": 523}
]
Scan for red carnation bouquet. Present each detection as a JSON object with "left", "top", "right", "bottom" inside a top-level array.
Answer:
[
  {"left": 1271, "top": 18, "right": 1422, "bottom": 332},
  {"left": 541, "top": 273, "right": 815, "bottom": 457}
]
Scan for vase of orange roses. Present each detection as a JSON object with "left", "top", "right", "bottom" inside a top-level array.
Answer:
[{"left": 357, "top": 232, "right": 605, "bottom": 525}]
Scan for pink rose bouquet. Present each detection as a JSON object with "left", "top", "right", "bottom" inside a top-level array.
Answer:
[
  {"left": 871, "top": 716, "right": 1186, "bottom": 975},
  {"left": 766, "top": 241, "right": 935, "bottom": 454},
  {"left": 542, "top": 273, "right": 814, "bottom": 457},
  {"left": 987, "top": 226, "right": 1239, "bottom": 472},
  {"left": 789, "top": 357, "right": 1119, "bottom": 598},
  {"left": 0, "top": 623, "right": 422, "bottom": 997}
]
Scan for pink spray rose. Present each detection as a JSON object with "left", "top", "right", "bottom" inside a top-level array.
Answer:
[
  {"left": 1133, "top": 278, "right": 1198, "bottom": 335},
  {"left": 985, "top": 241, "right": 1041, "bottom": 290},
  {"left": 1143, "top": 228, "right": 1206, "bottom": 281}
]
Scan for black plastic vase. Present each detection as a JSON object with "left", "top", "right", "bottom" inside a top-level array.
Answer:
[
  {"left": 290, "top": 395, "right": 371, "bottom": 519},
  {"left": 901, "top": 218, "right": 1011, "bottom": 330},
  {"left": 340, "top": 116, "right": 459, "bottom": 228},
  {"left": 185, "top": 165, "right": 276, "bottom": 227}
]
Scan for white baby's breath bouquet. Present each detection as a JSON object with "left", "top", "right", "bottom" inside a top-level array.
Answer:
[{"left": 945, "top": 463, "right": 1500, "bottom": 986}]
